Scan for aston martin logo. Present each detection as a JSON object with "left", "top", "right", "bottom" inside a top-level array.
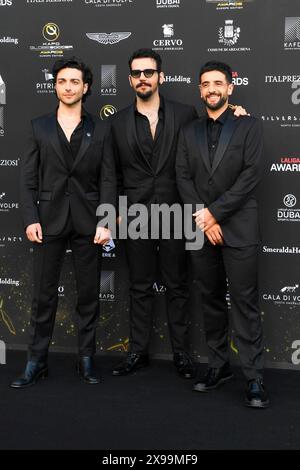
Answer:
[{"left": 86, "top": 32, "right": 131, "bottom": 45}]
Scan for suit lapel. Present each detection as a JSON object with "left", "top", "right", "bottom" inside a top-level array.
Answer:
[
  {"left": 126, "top": 105, "right": 154, "bottom": 174},
  {"left": 211, "top": 112, "right": 237, "bottom": 175},
  {"left": 156, "top": 98, "right": 175, "bottom": 174},
  {"left": 71, "top": 114, "right": 94, "bottom": 172},
  {"left": 195, "top": 118, "right": 211, "bottom": 174},
  {"left": 47, "top": 113, "right": 68, "bottom": 170}
]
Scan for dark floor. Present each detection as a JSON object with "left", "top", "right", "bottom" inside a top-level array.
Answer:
[{"left": 0, "top": 350, "right": 299, "bottom": 450}]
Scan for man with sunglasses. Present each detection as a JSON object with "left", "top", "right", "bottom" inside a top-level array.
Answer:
[
  {"left": 103, "top": 49, "right": 245, "bottom": 378},
  {"left": 102, "top": 48, "right": 197, "bottom": 378}
]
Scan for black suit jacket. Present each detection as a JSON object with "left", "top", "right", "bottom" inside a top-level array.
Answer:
[
  {"left": 20, "top": 111, "right": 107, "bottom": 235},
  {"left": 101, "top": 97, "right": 198, "bottom": 211},
  {"left": 176, "top": 110, "right": 263, "bottom": 247}
]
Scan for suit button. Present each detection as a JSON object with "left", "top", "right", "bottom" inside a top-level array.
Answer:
[
  {"left": 65, "top": 191, "right": 70, "bottom": 196},
  {"left": 208, "top": 179, "right": 212, "bottom": 185}
]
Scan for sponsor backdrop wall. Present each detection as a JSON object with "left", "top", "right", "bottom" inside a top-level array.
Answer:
[{"left": 1, "top": 0, "right": 300, "bottom": 369}]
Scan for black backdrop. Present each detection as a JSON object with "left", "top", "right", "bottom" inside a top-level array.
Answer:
[{"left": 1, "top": 0, "right": 300, "bottom": 369}]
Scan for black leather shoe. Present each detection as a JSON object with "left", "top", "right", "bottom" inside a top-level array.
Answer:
[
  {"left": 173, "top": 352, "right": 196, "bottom": 379},
  {"left": 10, "top": 360, "right": 48, "bottom": 389},
  {"left": 112, "top": 353, "right": 149, "bottom": 376},
  {"left": 76, "top": 356, "right": 101, "bottom": 384},
  {"left": 193, "top": 363, "right": 233, "bottom": 392},
  {"left": 245, "top": 379, "right": 270, "bottom": 408}
]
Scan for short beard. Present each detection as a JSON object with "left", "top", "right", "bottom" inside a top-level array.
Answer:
[
  {"left": 203, "top": 95, "right": 227, "bottom": 111},
  {"left": 136, "top": 89, "right": 153, "bottom": 101}
]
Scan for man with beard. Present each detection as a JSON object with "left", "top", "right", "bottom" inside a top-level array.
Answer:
[
  {"left": 104, "top": 48, "right": 197, "bottom": 378},
  {"left": 10, "top": 57, "right": 110, "bottom": 388},
  {"left": 103, "top": 50, "right": 245, "bottom": 378},
  {"left": 176, "top": 61, "right": 269, "bottom": 408}
]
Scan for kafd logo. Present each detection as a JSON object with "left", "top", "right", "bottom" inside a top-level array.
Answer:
[
  {"left": 153, "top": 24, "right": 183, "bottom": 51},
  {"left": 101, "top": 65, "right": 117, "bottom": 96},
  {"left": 277, "top": 194, "right": 300, "bottom": 222},
  {"left": 284, "top": 17, "right": 300, "bottom": 51},
  {"left": 100, "top": 271, "right": 115, "bottom": 301}
]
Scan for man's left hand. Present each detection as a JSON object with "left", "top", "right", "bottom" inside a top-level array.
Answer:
[
  {"left": 205, "top": 223, "right": 224, "bottom": 246},
  {"left": 94, "top": 226, "right": 111, "bottom": 245},
  {"left": 193, "top": 208, "right": 217, "bottom": 232}
]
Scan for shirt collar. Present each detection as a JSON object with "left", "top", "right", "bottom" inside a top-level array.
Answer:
[
  {"left": 207, "top": 106, "right": 230, "bottom": 125},
  {"left": 56, "top": 107, "right": 87, "bottom": 121}
]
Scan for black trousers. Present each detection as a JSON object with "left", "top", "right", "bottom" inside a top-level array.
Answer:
[
  {"left": 190, "top": 243, "right": 264, "bottom": 381},
  {"left": 125, "top": 234, "right": 189, "bottom": 355},
  {"left": 28, "top": 217, "right": 101, "bottom": 361}
]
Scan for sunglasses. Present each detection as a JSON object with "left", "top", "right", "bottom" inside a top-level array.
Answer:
[{"left": 130, "top": 69, "right": 158, "bottom": 79}]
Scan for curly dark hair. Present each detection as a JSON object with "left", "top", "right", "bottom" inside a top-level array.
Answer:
[
  {"left": 128, "top": 48, "right": 162, "bottom": 74},
  {"left": 52, "top": 56, "right": 93, "bottom": 102},
  {"left": 199, "top": 61, "right": 232, "bottom": 84}
]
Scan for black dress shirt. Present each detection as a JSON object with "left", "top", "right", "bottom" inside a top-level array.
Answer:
[
  {"left": 57, "top": 113, "right": 85, "bottom": 169},
  {"left": 135, "top": 97, "right": 164, "bottom": 172},
  {"left": 206, "top": 107, "right": 230, "bottom": 166}
]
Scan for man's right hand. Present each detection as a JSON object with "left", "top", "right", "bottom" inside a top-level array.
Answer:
[{"left": 26, "top": 223, "right": 43, "bottom": 243}]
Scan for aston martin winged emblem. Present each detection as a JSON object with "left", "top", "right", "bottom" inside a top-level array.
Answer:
[{"left": 86, "top": 32, "right": 131, "bottom": 45}]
